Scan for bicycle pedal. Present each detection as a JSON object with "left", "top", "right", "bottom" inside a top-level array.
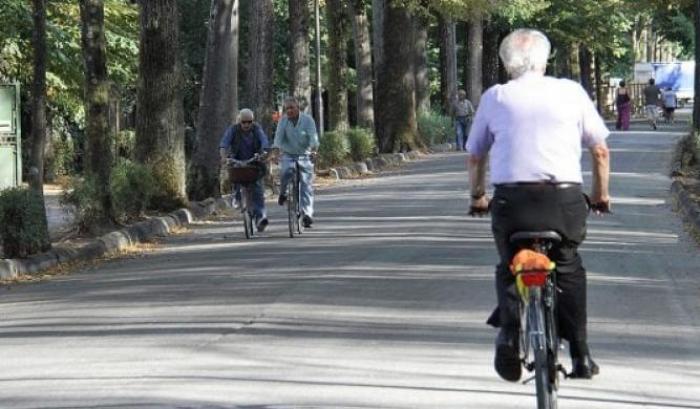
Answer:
[
  {"left": 521, "top": 375, "right": 536, "bottom": 385},
  {"left": 557, "top": 365, "right": 568, "bottom": 376}
]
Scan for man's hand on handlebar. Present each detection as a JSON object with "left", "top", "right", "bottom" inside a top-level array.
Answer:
[
  {"left": 469, "top": 194, "right": 490, "bottom": 217},
  {"left": 586, "top": 193, "right": 611, "bottom": 215},
  {"left": 590, "top": 200, "right": 611, "bottom": 215}
]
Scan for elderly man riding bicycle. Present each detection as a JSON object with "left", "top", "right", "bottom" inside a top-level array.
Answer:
[
  {"left": 273, "top": 96, "right": 320, "bottom": 228},
  {"left": 219, "top": 108, "right": 270, "bottom": 232},
  {"left": 467, "top": 28, "right": 611, "bottom": 382}
]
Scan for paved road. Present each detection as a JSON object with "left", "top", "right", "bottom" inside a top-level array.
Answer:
[{"left": 1, "top": 120, "right": 699, "bottom": 408}]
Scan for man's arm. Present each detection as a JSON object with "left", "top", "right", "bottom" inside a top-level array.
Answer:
[
  {"left": 589, "top": 142, "right": 610, "bottom": 206},
  {"left": 468, "top": 153, "right": 489, "bottom": 210},
  {"left": 256, "top": 125, "right": 270, "bottom": 153},
  {"left": 219, "top": 126, "right": 233, "bottom": 163}
]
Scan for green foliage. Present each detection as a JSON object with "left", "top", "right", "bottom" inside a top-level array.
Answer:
[
  {"left": 417, "top": 110, "right": 454, "bottom": 146},
  {"left": 0, "top": 187, "right": 50, "bottom": 258},
  {"left": 111, "top": 159, "right": 155, "bottom": 222},
  {"left": 148, "top": 155, "right": 187, "bottom": 211},
  {"left": 1, "top": 0, "right": 138, "bottom": 143},
  {"left": 318, "top": 131, "right": 350, "bottom": 167},
  {"left": 346, "top": 127, "right": 376, "bottom": 162},
  {"left": 60, "top": 176, "right": 105, "bottom": 233},
  {"left": 45, "top": 136, "right": 76, "bottom": 180},
  {"left": 114, "top": 130, "right": 135, "bottom": 159}
]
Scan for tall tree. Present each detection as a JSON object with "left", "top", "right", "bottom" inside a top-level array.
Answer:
[
  {"left": 482, "top": 19, "right": 501, "bottom": 89},
  {"left": 188, "top": 0, "right": 238, "bottom": 200},
  {"left": 289, "top": 0, "right": 311, "bottom": 108},
  {"left": 579, "top": 45, "right": 594, "bottom": 98},
  {"left": 350, "top": 0, "right": 374, "bottom": 129},
  {"left": 327, "top": 0, "right": 350, "bottom": 130},
  {"left": 29, "top": 0, "right": 50, "bottom": 250},
  {"left": 693, "top": 0, "right": 700, "bottom": 130},
  {"left": 414, "top": 16, "right": 430, "bottom": 112},
  {"left": 372, "top": 0, "right": 385, "bottom": 100},
  {"left": 136, "top": 0, "right": 186, "bottom": 208},
  {"left": 79, "top": 0, "right": 114, "bottom": 224},
  {"left": 376, "top": 3, "right": 420, "bottom": 152},
  {"left": 246, "top": 0, "right": 275, "bottom": 134},
  {"left": 465, "top": 18, "right": 483, "bottom": 106},
  {"left": 438, "top": 13, "right": 457, "bottom": 115}
]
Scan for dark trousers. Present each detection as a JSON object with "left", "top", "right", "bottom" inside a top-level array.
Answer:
[{"left": 487, "top": 184, "right": 590, "bottom": 358}]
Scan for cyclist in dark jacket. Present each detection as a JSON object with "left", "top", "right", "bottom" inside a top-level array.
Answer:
[{"left": 219, "top": 108, "right": 270, "bottom": 232}]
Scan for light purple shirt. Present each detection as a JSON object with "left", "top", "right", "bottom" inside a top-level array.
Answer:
[{"left": 466, "top": 72, "right": 609, "bottom": 185}]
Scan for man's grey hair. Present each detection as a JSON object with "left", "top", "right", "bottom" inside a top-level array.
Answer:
[
  {"left": 284, "top": 96, "right": 300, "bottom": 108},
  {"left": 239, "top": 108, "right": 254, "bottom": 121},
  {"left": 499, "top": 28, "right": 551, "bottom": 78}
]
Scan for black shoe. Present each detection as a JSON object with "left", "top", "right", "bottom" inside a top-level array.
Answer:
[
  {"left": 570, "top": 355, "right": 599, "bottom": 379},
  {"left": 278, "top": 194, "right": 287, "bottom": 206},
  {"left": 256, "top": 217, "right": 268, "bottom": 232},
  {"left": 494, "top": 328, "right": 521, "bottom": 382},
  {"left": 652, "top": 123, "right": 657, "bottom": 130},
  {"left": 302, "top": 214, "right": 313, "bottom": 228}
]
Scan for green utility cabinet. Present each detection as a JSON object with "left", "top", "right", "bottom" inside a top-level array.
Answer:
[{"left": 0, "top": 83, "right": 21, "bottom": 190}]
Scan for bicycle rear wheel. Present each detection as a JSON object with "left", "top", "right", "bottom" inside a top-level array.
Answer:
[{"left": 530, "top": 291, "right": 556, "bottom": 409}]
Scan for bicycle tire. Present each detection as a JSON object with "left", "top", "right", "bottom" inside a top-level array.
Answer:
[
  {"left": 530, "top": 292, "right": 556, "bottom": 409},
  {"left": 287, "top": 171, "right": 297, "bottom": 238},
  {"left": 243, "top": 210, "right": 253, "bottom": 239},
  {"left": 287, "top": 182, "right": 295, "bottom": 238},
  {"left": 295, "top": 171, "right": 304, "bottom": 235}
]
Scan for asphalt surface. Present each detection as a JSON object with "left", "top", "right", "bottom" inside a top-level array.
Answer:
[{"left": 1, "top": 120, "right": 699, "bottom": 408}]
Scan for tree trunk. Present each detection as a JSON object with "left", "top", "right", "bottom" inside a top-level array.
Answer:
[
  {"left": 438, "top": 13, "right": 457, "bottom": 115},
  {"left": 350, "top": 0, "right": 374, "bottom": 129},
  {"left": 188, "top": 0, "right": 238, "bottom": 200},
  {"left": 376, "top": 3, "right": 420, "bottom": 153},
  {"left": 466, "top": 18, "right": 483, "bottom": 106},
  {"left": 646, "top": 24, "right": 654, "bottom": 63},
  {"left": 414, "top": 16, "right": 430, "bottom": 113},
  {"left": 327, "top": 0, "right": 350, "bottom": 131},
  {"left": 289, "top": 0, "right": 311, "bottom": 109},
  {"left": 482, "top": 19, "right": 500, "bottom": 90},
  {"left": 135, "top": 0, "right": 186, "bottom": 208},
  {"left": 579, "top": 45, "right": 593, "bottom": 99},
  {"left": 693, "top": 0, "right": 700, "bottom": 131},
  {"left": 29, "top": 0, "right": 50, "bottom": 251},
  {"left": 594, "top": 53, "right": 604, "bottom": 113},
  {"left": 246, "top": 0, "right": 275, "bottom": 134},
  {"left": 371, "top": 0, "right": 384, "bottom": 107},
  {"left": 79, "top": 0, "right": 113, "bottom": 224}
]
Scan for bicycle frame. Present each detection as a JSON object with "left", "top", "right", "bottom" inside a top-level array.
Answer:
[
  {"left": 287, "top": 159, "right": 304, "bottom": 238},
  {"left": 510, "top": 232, "right": 561, "bottom": 409},
  {"left": 227, "top": 154, "right": 265, "bottom": 239}
]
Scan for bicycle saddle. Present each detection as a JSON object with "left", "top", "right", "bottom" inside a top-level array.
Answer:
[{"left": 509, "top": 231, "right": 562, "bottom": 243}]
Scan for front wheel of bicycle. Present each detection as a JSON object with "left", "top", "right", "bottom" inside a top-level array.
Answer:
[
  {"left": 287, "top": 182, "right": 296, "bottom": 238},
  {"left": 243, "top": 210, "right": 253, "bottom": 239}
]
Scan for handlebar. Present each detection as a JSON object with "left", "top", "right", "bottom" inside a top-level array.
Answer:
[{"left": 226, "top": 152, "right": 267, "bottom": 167}]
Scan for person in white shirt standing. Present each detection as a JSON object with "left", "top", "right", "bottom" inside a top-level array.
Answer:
[
  {"left": 662, "top": 87, "right": 678, "bottom": 123},
  {"left": 467, "top": 28, "right": 611, "bottom": 382},
  {"left": 452, "top": 89, "right": 475, "bottom": 151}
]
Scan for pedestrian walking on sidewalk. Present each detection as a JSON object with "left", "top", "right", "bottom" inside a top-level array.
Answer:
[
  {"left": 615, "top": 80, "right": 631, "bottom": 131},
  {"left": 643, "top": 78, "right": 662, "bottom": 130}
]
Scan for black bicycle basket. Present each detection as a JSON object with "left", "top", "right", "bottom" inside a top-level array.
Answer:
[{"left": 228, "top": 165, "right": 263, "bottom": 184}]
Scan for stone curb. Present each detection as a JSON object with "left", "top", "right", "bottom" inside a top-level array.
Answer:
[
  {"left": 669, "top": 134, "right": 700, "bottom": 240},
  {"left": 671, "top": 180, "right": 700, "bottom": 237},
  {"left": 0, "top": 196, "right": 235, "bottom": 280},
  {"left": 328, "top": 144, "right": 449, "bottom": 180},
  {"left": 0, "top": 145, "right": 452, "bottom": 279}
]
